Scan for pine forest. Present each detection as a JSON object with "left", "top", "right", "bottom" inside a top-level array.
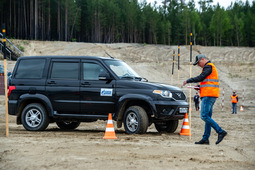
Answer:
[{"left": 0, "top": 0, "right": 255, "bottom": 47}]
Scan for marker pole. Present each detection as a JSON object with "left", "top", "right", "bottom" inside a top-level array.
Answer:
[
  {"left": 189, "top": 27, "right": 192, "bottom": 140},
  {"left": 171, "top": 50, "right": 175, "bottom": 85},
  {"left": 222, "top": 88, "right": 224, "bottom": 111},
  {"left": 178, "top": 45, "right": 180, "bottom": 88},
  {"left": 3, "top": 24, "right": 9, "bottom": 137},
  {"left": 242, "top": 89, "right": 244, "bottom": 110},
  {"left": 243, "top": 89, "right": 244, "bottom": 106}
]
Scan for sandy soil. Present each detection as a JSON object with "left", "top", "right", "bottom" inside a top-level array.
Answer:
[{"left": 0, "top": 41, "right": 255, "bottom": 170}]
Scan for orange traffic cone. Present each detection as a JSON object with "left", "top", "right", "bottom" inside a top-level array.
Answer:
[
  {"left": 240, "top": 105, "right": 244, "bottom": 112},
  {"left": 179, "top": 113, "right": 192, "bottom": 136},
  {"left": 103, "top": 113, "right": 117, "bottom": 139}
]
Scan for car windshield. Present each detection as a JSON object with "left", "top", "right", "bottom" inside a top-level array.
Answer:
[{"left": 104, "top": 60, "right": 141, "bottom": 80}]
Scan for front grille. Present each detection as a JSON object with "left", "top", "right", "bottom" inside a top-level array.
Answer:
[{"left": 172, "top": 92, "right": 186, "bottom": 100}]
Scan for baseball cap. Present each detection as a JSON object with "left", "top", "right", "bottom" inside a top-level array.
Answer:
[{"left": 193, "top": 54, "right": 206, "bottom": 65}]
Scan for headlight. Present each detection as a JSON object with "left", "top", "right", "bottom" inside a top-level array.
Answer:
[{"left": 153, "top": 90, "right": 172, "bottom": 98}]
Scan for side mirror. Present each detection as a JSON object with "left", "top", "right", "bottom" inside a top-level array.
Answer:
[{"left": 98, "top": 72, "right": 111, "bottom": 80}]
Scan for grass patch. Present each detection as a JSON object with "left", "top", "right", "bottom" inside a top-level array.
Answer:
[
  {"left": 17, "top": 45, "right": 25, "bottom": 52},
  {"left": 21, "top": 40, "right": 29, "bottom": 45}
]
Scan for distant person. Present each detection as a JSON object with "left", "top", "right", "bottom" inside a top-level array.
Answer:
[
  {"left": 231, "top": 91, "right": 238, "bottom": 114},
  {"left": 194, "top": 92, "right": 200, "bottom": 111},
  {"left": 183, "top": 54, "right": 227, "bottom": 145}
]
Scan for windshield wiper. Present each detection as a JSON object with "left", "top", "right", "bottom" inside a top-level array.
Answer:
[
  {"left": 134, "top": 77, "right": 143, "bottom": 81},
  {"left": 121, "top": 76, "right": 134, "bottom": 79},
  {"left": 141, "top": 77, "right": 148, "bottom": 82},
  {"left": 121, "top": 76, "right": 145, "bottom": 81}
]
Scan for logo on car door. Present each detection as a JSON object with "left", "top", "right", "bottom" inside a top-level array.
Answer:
[{"left": 100, "top": 88, "right": 113, "bottom": 96}]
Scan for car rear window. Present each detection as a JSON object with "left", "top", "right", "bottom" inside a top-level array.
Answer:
[{"left": 15, "top": 59, "right": 46, "bottom": 79}]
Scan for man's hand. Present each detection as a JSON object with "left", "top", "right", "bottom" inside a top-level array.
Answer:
[
  {"left": 194, "top": 85, "right": 200, "bottom": 91},
  {"left": 183, "top": 80, "right": 187, "bottom": 87}
]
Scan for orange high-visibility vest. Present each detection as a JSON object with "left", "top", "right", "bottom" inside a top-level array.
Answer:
[
  {"left": 231, "top": 95, "right": 238, "bottom": 103},
  {"left": 200, "top": 63, "right": 219, "bottom": 98}
]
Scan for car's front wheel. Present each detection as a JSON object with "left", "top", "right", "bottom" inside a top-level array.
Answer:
[
  {"left": 154, "top": 120, "right": 179, "bottom": 133},
  {"left": 124, "top": 106, "right": 149, "bottom": 134},
  {"left": 21, "top": 103, "right": 49, "bottom": 131},
  {"left": 56, "top": 121, "right": 80, "bottom": 130}
]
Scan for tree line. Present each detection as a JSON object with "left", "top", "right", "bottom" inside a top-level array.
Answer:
[{"left": 0, "top": 0, "right": 254, "bottom": 47}]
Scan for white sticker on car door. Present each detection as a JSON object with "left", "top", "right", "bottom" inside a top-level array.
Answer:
[{"left": 100, "top": 88, "right": 113, "bottom": 96}]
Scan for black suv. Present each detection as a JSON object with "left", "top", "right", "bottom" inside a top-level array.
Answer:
[{"left": 8, "top": 56, "right": 189, "bottom": 134}]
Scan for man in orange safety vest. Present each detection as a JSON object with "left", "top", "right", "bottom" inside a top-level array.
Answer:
[
  {"left": 183, "top": 54, "right": 227, "bottom": 145},
  {"left": 231, "top": 91, "right": 238, "bottom": 114}
]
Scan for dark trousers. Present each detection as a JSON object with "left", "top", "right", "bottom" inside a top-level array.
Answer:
[{"left": 195, "top": 102, "right": 200, "bottom": 111}]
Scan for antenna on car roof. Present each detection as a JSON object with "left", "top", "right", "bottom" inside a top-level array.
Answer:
[{"left": 105, "top": 51, "right": 114, "bottom": 59}]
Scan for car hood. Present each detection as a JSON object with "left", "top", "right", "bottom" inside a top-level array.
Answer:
[
  {"left": 117, "top": 80, "right": 182, "bottom": 91},
  {"left": 143, "top": 81, "right": 182, "bottom": 91}
]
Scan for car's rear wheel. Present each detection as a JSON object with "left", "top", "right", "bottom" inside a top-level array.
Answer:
[
  {"left": 56, "top": 121, "right": 80, "bottom": 130},
  {"left": 154, "top": 120, "right": 179, "bottom": 133},
  {"left": 124, "top": 106, "right": 149, "bottom": 134},
  {"left": 21, "top": 103, "right": 49, "bottom": 131}
]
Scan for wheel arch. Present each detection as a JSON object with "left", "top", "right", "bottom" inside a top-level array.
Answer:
[
  {"left": 17, "top": 94, "right": 54, "bottom": 124},
  {"left": 115, "top": 94, "right": 155, "bottom": 128}
]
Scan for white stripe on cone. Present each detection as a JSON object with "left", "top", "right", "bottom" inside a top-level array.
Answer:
[
  {"left": 182, "top": 125, "right": 190, "bottom": 129},
  {"left": 107, "top": 120, "right": 113, "bottom": 124},
  {"left": 184, "top": 119, "right": 189, "bottom": 122},
  {"left": 105, "top": 128, "right": 115, "bottom": 132}
]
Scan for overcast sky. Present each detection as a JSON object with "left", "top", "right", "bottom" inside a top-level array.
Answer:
[{"left": 140, "top": 0, "right": 254, "bottom": 9}]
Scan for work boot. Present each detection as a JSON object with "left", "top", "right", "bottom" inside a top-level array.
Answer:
[
  {"left": 195, "top": 139, "right": 209, "bottom": 145},
  {"left": 216, "top": 130, "right": 227, "bottom": 145}
]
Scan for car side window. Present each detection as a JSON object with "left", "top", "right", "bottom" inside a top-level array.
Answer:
[
  {"left": 51, "top": 62, "right": 79, "bottom": 80},
  {"left": 83, "top": 62, "right": 106, "bottom": 80},
  {"left": 15, "top": 59, "right": 46, "bottom": 79}
]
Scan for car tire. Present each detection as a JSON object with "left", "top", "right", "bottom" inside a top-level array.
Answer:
[
  {"left": 124, "top": 106, "right": 149, "bottom": 134},
  {"left": 21, "top": 103, "right": 49, "bottom": 131},
  {"left": 154, "top": 120, "right": 179, "bottom": 133},
  {"left": 56, "top": 121, "right": 81, "bottom": 130}
]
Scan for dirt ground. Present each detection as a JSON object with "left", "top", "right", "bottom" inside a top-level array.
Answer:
[{"left": 0, "top": 41, "right": 255, "bottom": 170}]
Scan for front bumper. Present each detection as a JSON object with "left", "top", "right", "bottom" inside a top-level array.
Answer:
[{"left": 153, "top": 100, "right": 189, "bottom": 120}]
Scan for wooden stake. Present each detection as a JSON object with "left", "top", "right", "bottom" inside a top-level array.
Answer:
[
  {"left": 242, "top": 88, "right": 244, "bottom": 106},
  {"left": 189, "top": 28, "right": 192, "bottom": 140},
  {"left": 189, "top": 63, "right": 192, "bottom": 140},
  {"left": 4, "top": 59, "right": 9, "bottom": 137},
  {"left": 178, "top": 45, "right": 180, "bottom": 88},
  {"left": 2, "top": 23, "right": 9, "bottom": 137},
  {"left": 222, "top": 88, "right": 224, "bottom": 111}
]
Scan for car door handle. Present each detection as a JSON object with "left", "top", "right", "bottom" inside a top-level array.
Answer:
[
  {"left": 47, "top": 81, "right": 56, "bottom": 85},
  {"left": 81, "top": 82, "right": 90, "bottom": 86}
]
